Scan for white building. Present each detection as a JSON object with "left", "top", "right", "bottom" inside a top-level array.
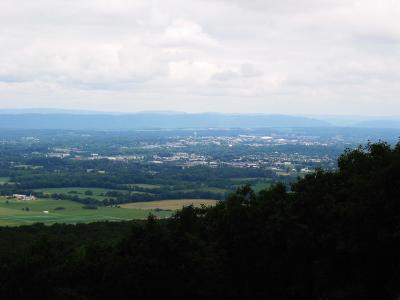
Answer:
[{"left": 12, "top": 194, "right": 36, "bottom": 201}]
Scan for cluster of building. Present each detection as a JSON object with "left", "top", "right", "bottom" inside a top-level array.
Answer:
[
  {"left": 41, "top": 134, "right": 338, "bottom": 176},
  {"left": 12, "top": 194, "right": 36, "bottom": 201}
]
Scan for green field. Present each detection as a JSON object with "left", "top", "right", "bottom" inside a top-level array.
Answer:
[
  {"left": 121, "top": 199, "right": 219, "bottom": 210},
  {"left": 0, "top": 177, "right": 10, "bottom": 185},
  {"left": 181, "top": 187, "right": 229, "bottom": 194},
  {"left": 251, "top": 182, "right": 273, "bottom": 192},
  {"left": 128, "top": 184, "right": 228, "bottom": 195},
  {"left": 230, "top": 177, "right": 263, "bottom": 182},
  {"left": 0, "top": 197, "right": 171, "bottom": 226}
]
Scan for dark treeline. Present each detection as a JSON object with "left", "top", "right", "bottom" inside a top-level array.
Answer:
[
  {"left": 0, "top": 142, "right": 399, "bottom": 299},
  {"left": 5, "top": 164, "right": 276, "bottom": 190},
  {"left": 33, "top": 190, "right": 226, "bottom": 206}
]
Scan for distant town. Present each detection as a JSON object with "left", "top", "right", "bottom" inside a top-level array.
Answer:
[{"left": 43, "top": 133, "right": 339, "bottom": 177}]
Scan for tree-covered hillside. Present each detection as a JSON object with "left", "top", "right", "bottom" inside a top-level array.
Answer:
[{"left": 0, "top": 142, "right": 399, "bottom": 299}]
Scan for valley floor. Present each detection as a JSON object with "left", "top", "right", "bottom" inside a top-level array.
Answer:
[{"left": 0, "top": 197, "right": 180, "bottom": 226}]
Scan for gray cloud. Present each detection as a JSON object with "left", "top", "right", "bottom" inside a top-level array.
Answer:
[{"left": 0, "top": 0, "right": 399, "bottom": 115}]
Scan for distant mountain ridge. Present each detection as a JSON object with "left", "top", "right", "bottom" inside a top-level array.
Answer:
[
  {"left": 354, "top": 120, "right": 400, "bottom": 129},
  {"left": 304, "top": 115, "right": 400, "bottom": 128},
  {"left": 0, "top": 112, "right": 331, "bottom": 130},
  {"left": 0, "top": 110, "right": 399, "bottom": 129}
]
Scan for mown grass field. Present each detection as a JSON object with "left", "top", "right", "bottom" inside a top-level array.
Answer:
[
  {"left": 252, "top": 182, "right": 273, "bottom": 192},
  {"left": 0, "top": 197, "right": 171, "bottom": 226},
  {"left": 0, "top": 177, "right": 10, "bottom": 185},
  {"left": 121, "top": 199, "right": 219, "bottom": 210},
  {"left": 181, "top": 187, "right": 229, "bottom": 195},
  {"left": 127, "top": 184, "right": 229, "bottom": 195}
]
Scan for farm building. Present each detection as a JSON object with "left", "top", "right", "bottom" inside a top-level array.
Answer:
[{"left": 12, "top": 194, "right": 36, "bottom": 201}]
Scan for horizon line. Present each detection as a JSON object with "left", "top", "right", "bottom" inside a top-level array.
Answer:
[{"left": 0, "top": 108, "right": 399, "bottom": 119}]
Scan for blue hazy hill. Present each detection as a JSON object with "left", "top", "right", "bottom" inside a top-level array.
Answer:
[
  {"left": 0, "top": 112, "right": 331, "bottom": 129},
  {"left": 354, "top": 120, "right": 400, "bottom": 129}
]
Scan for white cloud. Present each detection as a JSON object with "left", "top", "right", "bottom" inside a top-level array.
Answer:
[
  {"left": 160, "top": 19, "right": 218, "bottom": 47},
  {"left": 0, "top": 0, "right": 399, "bottom": 115}
]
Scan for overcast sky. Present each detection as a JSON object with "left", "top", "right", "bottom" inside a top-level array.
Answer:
[{"left": 0, "top": 0, "right": 399, "bottom": 115}]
